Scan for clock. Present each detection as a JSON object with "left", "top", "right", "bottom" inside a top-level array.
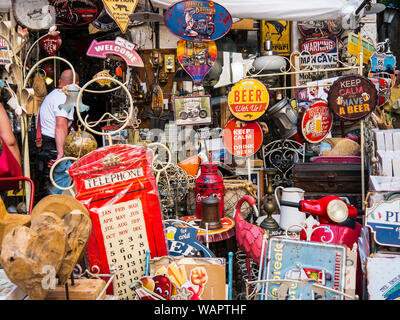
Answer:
[{"left": 12, "top": 0, "right": 56, "bottom": 30}]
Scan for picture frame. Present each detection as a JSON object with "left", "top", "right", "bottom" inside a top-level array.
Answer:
[
  {"left": 164, "top": 54, "right": 175, "bottom": 73},
  {"left": 173, "top": 95, "right": 212, "bottom": 126}
]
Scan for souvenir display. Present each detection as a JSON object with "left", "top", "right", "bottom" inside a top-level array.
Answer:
[{"left": 0, "top": 0, "right": 398, "bottom": 303}]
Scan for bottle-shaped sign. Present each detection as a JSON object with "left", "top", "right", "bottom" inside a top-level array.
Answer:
[{"left": 195, "top": 162, "right": 224, "bottom": 219}]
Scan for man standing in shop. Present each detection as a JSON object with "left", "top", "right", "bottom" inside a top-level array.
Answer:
[{"left": 36, "top": 69, "right": 79, "bottom": 196}]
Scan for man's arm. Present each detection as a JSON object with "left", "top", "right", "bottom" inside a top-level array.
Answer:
[
  {"left": 0, "top": 103, "right": 21, "bottom": 166},
  {"left": 50, "top": 116, "right": 69, "bottom": 167}
]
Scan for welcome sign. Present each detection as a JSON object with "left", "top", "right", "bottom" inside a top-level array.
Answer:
[{"left": 366, "top": 197, "right": 400, "bottom": 247}]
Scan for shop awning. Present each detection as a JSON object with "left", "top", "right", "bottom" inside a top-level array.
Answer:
[{"left": 151, "top": 0, "right": 363, "bottom": 21}]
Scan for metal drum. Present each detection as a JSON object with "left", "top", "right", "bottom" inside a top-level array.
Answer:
[{"left": 267, "top": 99, "right": 298, "bottom": 139}]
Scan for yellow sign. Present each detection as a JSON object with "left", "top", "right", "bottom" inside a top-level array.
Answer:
[
  {"left": 228, "top": 79, "right": 269, "bottom": 121},
  {"left": 347, "top": 32, "right": 374, "bottom": 65},
  {"left": 102, "top": 0, "right": 139, "bottom": 34},
  {"left": 261, "top": 21, "right": 290, "bottom": 54}
]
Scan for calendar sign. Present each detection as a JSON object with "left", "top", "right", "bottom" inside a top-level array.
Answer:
[{"left": 69, "top": 144, "right": 168, "bottom": 300}]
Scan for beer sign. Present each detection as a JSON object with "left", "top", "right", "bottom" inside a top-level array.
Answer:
[
  {"left": 328, "top": 75, "right": 377, "bottom": 121},
  {"left": 222, "top": 118, "right": 263, "bottom": 158},
  {"left": 298, "top": 100, "right": 333, "bottom": 143},
  {"left": 366, "top": 197, "right": 400, "bottom": 248},
  {"left": 228, "top": 79, "right": 269, "bottom": 121}
]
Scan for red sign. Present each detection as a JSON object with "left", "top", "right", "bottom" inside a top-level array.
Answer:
[
  {"left": 39, "top": 34, "right": 62, "bottom": 56},
  {"left": 301, "top": 38, "right": 336, "bottom": 54},
  {"left": 222, "top": 119, "right": 263, "bottom": 158},
  {"left": 298, "top": 100, "right": 333, "bottom": 143},
  {"left": 68, "top": 144, "right": 168, "bottom": 300}
]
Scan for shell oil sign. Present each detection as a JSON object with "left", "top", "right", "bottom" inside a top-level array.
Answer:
[{"left": 228, "top": 79, "right": 269, "bottom": 121}]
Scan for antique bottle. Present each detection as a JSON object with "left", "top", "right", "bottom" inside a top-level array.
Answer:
[{"left": 195, "top": 162, "right": 224, "bottom": 219}]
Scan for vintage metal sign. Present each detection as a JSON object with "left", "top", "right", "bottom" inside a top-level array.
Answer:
[
  {"left": 12, "top": 0, "right": 56, "bottom": 30},
  {"left": 298, "top": 100, "right": 333, "bottom": 143},
  {"left": 347, "top": 32, "right": 375, "bottom": 65},
  {"left": 0, "top": 38, "right": 12, "bottom": 65},
  {"left": 299, "top": 37, "right": 338, "bottom": 69},
  {"left": 164, "top": 221, "right": 215, "bottom": 258},
  {"left": 261, "top": 20, "right": 290, "bottom": 55},
  {"left": 164, "top": 0, "right": 232, "bottom": 42},
  {"left": 228, "top": 78, "right": 269, "bottom": 121},
  {"left": 86, "top": 37, "right": 144, "bottom": 67},
  {"left": 39, "top": 34, "right": 62, "bottom": 56},
  {"left": 366, "top": 197, "right": 400, "bottom": 247},
  {"left": 297, "top": 20, "right": 343, "bottom": 38},
  {"left": 369, "top": 52, "right": 397, "bottom": 86},
  {"left": 264, "top": 238, "right": 347, "bottom": 300},
  {"left": 222, "top": 118, "right": 263, "bottom": 158},
  {"left": 177, "top": 40, "right": 217, "bottom": 85},
  {"left": 173, "top": 95, "right": 212, "bottom": 126},
  {"left": 102, "top": 0, "right": 139, "bottom": 33},
  {"left": 328, "top": 75, "right": 377, "bottom": 121},
  {"left": 50, "top": 0, "right": 100, "bottom": 26}
]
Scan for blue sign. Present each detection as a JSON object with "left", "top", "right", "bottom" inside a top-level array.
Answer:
[
  {"left": 164, "top": 0, "right": 232, "bottom": 42},
  {"left": 370, "top": 52, "right": 397, "bottom": 74},
  {"left": 366, "top": 197, "right": 400, "bottom": 247},
  {"left": 164, "top": 220, "right": 215, "bottom": 258},
  {"left": 264, "top": 238, "right": 347, "bottom": 300}
]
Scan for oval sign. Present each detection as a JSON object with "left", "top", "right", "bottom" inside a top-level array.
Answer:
[
  {"left": 228, "top": 79, "right": 269, "bottom": 121},
  {"left": 164, "top": 0, "right": 232, "bottom": 42},
  {"left": 328, "top": 75, "right": 377, "bottom": 121},
  {"left": 50, "top": 0, "right": 100, "bottom": 26},
  {"left": 177, "top": 40, "right": 217, "bottom": 85},
  {"left": 222, "top": 118, "right": 263, "bottom": 158},
  {"left": 298, "top": 100, "right": 333, "bottom": 143}
]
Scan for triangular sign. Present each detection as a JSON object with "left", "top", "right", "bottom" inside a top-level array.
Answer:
[{"left": 102, "top": 0, "right": 139, "bottom": 34}]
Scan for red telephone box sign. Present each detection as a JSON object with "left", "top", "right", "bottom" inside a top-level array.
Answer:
[{"left": 69, "top": 144, "right": 168, "bottom": 300}]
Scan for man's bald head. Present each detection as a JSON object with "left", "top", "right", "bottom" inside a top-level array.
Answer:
[{"left": 58, "top": 69, "right": 79, "bottom": 88}]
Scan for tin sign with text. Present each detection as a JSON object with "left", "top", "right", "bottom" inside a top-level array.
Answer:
[
  {"left": 299, "top": 37, "right": 338, "bottom": 69},
  {"left": 366, "top": 197, "right": 400, "bottom": 247},
  {"left": 328, "top": 75, "right": 377, "bottom": 121},
  {"left": 164, "top": 0, "right": 232, "bottom": 42},
  {"left": 299, "top": 100, "right": 333, "bottom": 143},
  {"left": 102, "top": 0, "right": 139, "bottom": 33},
  {"left": 228, "top": 78, "right": 269, "bottom": 121},
  {"left": 264, "top": 238, "right": 347, "bottom": 300},
  {"left": 222, "top": 118, "right": 263, "bottom": 158}
]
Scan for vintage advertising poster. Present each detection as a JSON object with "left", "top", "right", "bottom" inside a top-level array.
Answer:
[
  {"left": 228, "top": 78, "right": 269, "bottom": 121},
  {"left": 298, "top": 100, "right": 333, "bottom": 144},
  {"left": 68, "top": 144, "right": 168, "bottom": 300},
  {"left": 222, "top": 118, "right": 263, "bottom": 158},
  {"left": 365, "top": 197, "right": 400, "bottom": 247},
  {"left": 261, "top": 21, "right": 290, "bottom": 55},
  {"left": 173, "top": 95, "right": 212, "bottom": 126},
  {"left": 328, "top": 75, "right": 378, "bottom": 121},
  {"left": 50, "top": 0, "right": 100, "bottom": 26},
  {"left": 102, "top": 0, "right": 139, "bottom": 33},
  {"left": 177, "top": 40, "right": 217, "bottom": 85},
  {"left": 264, "top": 238, "right": 347, "bottom": 300},
  {"left": 164, "top": 0, "right": 232, "bottom": 42}
]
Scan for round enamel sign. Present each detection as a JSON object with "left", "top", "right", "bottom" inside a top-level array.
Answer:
[
  {"left": 298, "top": 100, "right": 333, "bottom": 143},
  {"left": 328, "top": 75, "right": 377, "bottom": 121},
  {"left": 222, "top": 118, "right": 263, "bottom": 158},
  {"left": 228, "top": 79, "right": 270, "bottom": 121}
]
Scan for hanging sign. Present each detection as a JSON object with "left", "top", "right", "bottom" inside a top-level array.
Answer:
[
  {"left": 151, "top": 84, "right": 164, "bottom": 110},
  {"left": 12, "top": 0, "right": 56, "bottom": 30},
  {"left": 369, "top": 52, "right": 397, "bottom": 86},
  {"left": 222, "top": 118, "right": 263, "bottom": 158},
  {"left": 177, "top": 40, "right": 217, "bottom": 86},
  {"left": 173, "top": 95, "right": 212, "bottom": 126},
  {"left": 164, "top": 221, "right": 215, "bottom": 258},
  {"left": 298, "top": 100, "right": 333, "bottom": 144},
  {"left": 328, "top": 75, "right": 377, "bottom": 121},
  {"left": 0, "top": 38, "right": 12, "bottom": 65},
  {"left": 39, "top": 34, "right": 62, "bottom": 56},
  {"left": 264, "top": 238, "right": 347, "bottom": 300},
  {"left": 297, "top": 20, "right": 343, "bottom": 38},
  {"left": 299, "top": 37, "right": 338, "bottom": 69},
  {"left": 366, "top": 197, "right": 400, "bottom": 248},
  {"left": 164, "top": 0, "right": 232, "bottom": 42},
  {"left": 50, "top": 0, "right": 100, "bottom": 26},
  {"left": 261, "top": 21, "right": 290, "bottom": 55},
  {"left": 86, "top": 37, "right": 144, "bottom": 67},
  {"left": 228, "top": 78, "right": 269, "bottom": 121},
  {"left": 102, "top": 0, "right": 139, "bottom": 34},
  {"left": 347, "top": 32, "right": 375, "bottom": 65},
  {"left": 68, "top": 145, "right": 168, "bottom": 300}
]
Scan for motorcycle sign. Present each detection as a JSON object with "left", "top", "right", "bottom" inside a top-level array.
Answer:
[
  {"left": 177, "top": 40, "right": 217, "bottom": 86},
  {"left": 173, "top": 95, "right": 212, "bottom": 126},
  {"left": 164, "top": 0, "right": 232, "bottom": 42},
  {"left": 50, "top": 0, "right": 100, "bottom": 26}
]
